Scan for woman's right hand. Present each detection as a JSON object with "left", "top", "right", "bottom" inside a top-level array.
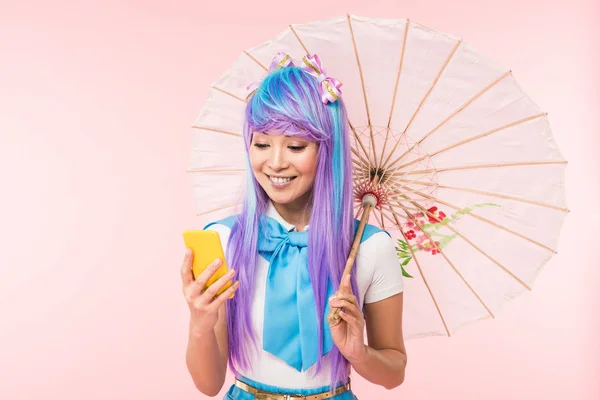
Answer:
[{"left": 180, "top": 248, "right": 240, "bottom": 337}]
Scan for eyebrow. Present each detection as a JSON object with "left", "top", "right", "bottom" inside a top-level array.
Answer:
[{"left": 254, "top": 132, "right": 296, "bottom": 138}]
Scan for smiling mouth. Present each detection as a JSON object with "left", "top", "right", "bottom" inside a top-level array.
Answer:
[{"left": 266, "top": 174, "right": 297, "bottom": 184}]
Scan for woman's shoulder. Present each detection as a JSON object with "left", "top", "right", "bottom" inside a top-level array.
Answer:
[
  {"left": 356, "top": 221, "right": 393, "bottom": 248},
  {"left": 355, "top": 221, "right": 395, "bottom": 272},
  {"left": 356, "top": 222, "right": 404, "bottom": 303}
]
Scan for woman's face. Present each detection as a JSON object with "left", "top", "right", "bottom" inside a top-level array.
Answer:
[{"left": 249, "top": 131, "right": 318, "bottom": 209}]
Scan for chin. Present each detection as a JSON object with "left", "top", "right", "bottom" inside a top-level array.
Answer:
[
  {"left": 265, "top": 191, "right": 296, "bottom": 205},
  {"left": 261, "top": 186, "right": 299, "bottom": 206}
]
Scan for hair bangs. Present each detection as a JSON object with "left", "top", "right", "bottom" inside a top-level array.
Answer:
[{"left": 245, "top": 67, "right": 330, "bottom": 142}]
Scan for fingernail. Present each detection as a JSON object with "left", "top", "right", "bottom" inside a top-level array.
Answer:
[
  {"left": 185, "top": 249, "right": 191, "bottom": 256},
  {"left": 329, "top": 295, "right": 337, "bottom": 302},
  {"left": 214, "top": 258, "right": 222, "bottom": 266}
]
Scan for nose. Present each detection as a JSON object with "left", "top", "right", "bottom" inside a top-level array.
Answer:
[{"left": 268, "top": 146, "right": 289, "bottom": 171}]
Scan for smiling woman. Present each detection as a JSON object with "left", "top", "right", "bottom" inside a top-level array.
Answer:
[{"left": 182, "top": 53, "right": 406, "bottom": 400}]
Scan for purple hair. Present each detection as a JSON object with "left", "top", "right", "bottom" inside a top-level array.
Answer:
[{"left": 225, "top": 65, "right": 359, "bottom": 389}]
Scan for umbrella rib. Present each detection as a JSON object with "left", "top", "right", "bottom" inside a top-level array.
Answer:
[
  {"left": 379, "top": 19, "right": 410, "bottom": 168},
  {"left": 192, "top": 126, "right": 243, "bottom": 137},
  {"left": 212, "top": 86, "right": 246, "bottom": 103},
  {"left": 390, "top": 112, "right": 547, "bottom": 173},
  {"left": 391, "top": 200, "right": 496, "bottom": 318},
  {"left": 390, "top": 205, "right": 431, "bottom": 216},
  {"left": 186, "top": 168, "right": 245, "bottom": 173},
  {"left": 353, "top": 174, "right": 369, "bottom": 186},
  {"left": 350, "top": 145, "right": 370, "bottom": 167},
  {"left": 346, "top": 14, "right": 377, "bottom": 168},
  {"left": 374, "top": 208, "right": 386, "bottom": 230},
  {"left": 356, "top": 204, "right": 365, "bottom": 220},
  {"left": 384, "top": 70, "right": 512, "bottom": 172},
  {"left": 383, "top": 161, "right": 436, "bottom": 196},
  {"left": 288, "top": 25, "right": 310, "bottom": 54},
  {"left": 386, "top": 184, "right": 425, "bottom": 202},
  {"left": 363, "top": 168, "right": 420, "bottom": 199},
  {"left": 349, "top": 120, "right": 374, "bottom": 170},
  {"left": 196, "top": 203, "right": 241, "bottom": 217},
  {"left": 382, "top": 206, "right": 451, "bottom": 336},
  {"left": 352, "top": 163, "right": 368, "bottom": 187},
  {"left": 352, "top": 150, "right": 372, "bottom": 186},
  {"left": 380, "top": 39, "right": 463, "bottom": 170},
  {"left": 243, "top": 50, "right": 268, "bottom": 71},
  {"left": 401, "top": 160, "right": 568, "bottom": 176},
  {"left": 380, "top": 207, "right": 410, "bottom": 224},
  {"left": 352, "top": 170, "right": 368, "bottom": 187},
  {"left": 353, "top": 162, "right": 369, "bottom": 185},
  {"left": 354, "top": 172, "right": 379, "bottom": 195},
  {"left": 401, "top": 197, "right": 532, "bottom": 290},
  {"left": 410, "top": 189, "right": 558, "bottom": 254},
  {"left": 397, "top": 178, "right": 570, "bottom": 212}
]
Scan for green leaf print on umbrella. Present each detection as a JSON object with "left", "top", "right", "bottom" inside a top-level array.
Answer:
[{"left": 396, "top": 203, "right": 499, "bottom": 278}]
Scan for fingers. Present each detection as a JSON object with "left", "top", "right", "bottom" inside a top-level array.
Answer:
[
  {"left": 338, "top": 309, "right": 364, "bottom": 336},
  {"left": 180, "top": 249, "right": 194, "bottom": 286},
  {"left": 207, "top": 280, "right": 241, "bottom": 311},
  {"left": 332, "top": 291, "right": 359, "bottom": 307},
  {"left": 202, "top": 268, "right": 237, "bottom": 300},
  {"left": 329, "top": 297, "right": 362, "bottom": 320},
  {"left": 189, "top": 257, "right": 223, "bottom": 295},
  {"left": 330, "top": 296, "right": 364, "bottom": 335},
  {"left": 341, "top": 274, "right": 353, "bottom": 294},
  {"left": 183, "top": 255, "right": 225, "bottom": 303},
  {"left": 329, "top": 274, "right": 355, "bottom": 307},
  {"left": 338, "top": 309, "right": 359, "bottom": 325},
  {"left": 329, "top": 277, "right": 362, "bottom": 325},
  {"left": 330, "top": 278, "right": 359, "bottom": 310}
]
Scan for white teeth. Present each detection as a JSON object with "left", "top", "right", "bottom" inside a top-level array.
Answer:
[{"left": 269, "top": 176, "right": 293, "bottom": 184}]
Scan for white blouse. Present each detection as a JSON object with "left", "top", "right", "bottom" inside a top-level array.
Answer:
[{"left": 206, "top": 203, "right": 404, "bottom": 389}]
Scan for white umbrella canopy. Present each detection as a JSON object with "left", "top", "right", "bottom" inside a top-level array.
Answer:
[{"left": 187, "top": 15, "right": 568, "bottom": 340}]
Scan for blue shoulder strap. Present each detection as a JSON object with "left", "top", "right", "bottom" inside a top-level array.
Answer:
[
  {"left": 203, "top": 215, "right": 237, "bottom": 231},
  {"left": 354, "top": 219, "right": 390, "bottom": 242},
  {"left": 204, "top": 215, "right": 389, "bottom": 243}
]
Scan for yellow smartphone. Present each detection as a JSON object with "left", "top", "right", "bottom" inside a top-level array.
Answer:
[{"left": 182, "top": 230, "right": 234, "bottom": 298}]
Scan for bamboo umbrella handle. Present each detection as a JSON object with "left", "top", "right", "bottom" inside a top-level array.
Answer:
[
  {"left": 327, "top": 173, "right": 381, "bottom": 327},
  {"left": 327, "top": 196, "right": 377, "bottom": 327}
]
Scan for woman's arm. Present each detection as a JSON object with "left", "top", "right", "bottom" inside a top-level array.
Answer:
[
  {"left": 185, "top": 300, "right": 229, "bottom": 396},
  {"left": 350, "top": 292, "right": 407, "bottom": 389}
]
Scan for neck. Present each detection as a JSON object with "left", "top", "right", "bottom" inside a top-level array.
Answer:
[{"left": 272, "top": 192, "right": 312, "bottom": 232}]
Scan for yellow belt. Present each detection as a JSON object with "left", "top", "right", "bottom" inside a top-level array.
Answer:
[{"left": 234, "top": 378, "right": 351, "bottom": 400}]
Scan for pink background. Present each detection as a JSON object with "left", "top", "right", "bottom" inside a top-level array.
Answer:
[{"left": 1, "top": 0, "right": 598, "bottom": 399}]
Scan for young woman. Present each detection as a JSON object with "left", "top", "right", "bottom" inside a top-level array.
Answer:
[{"left": 181, "top": 53, "right": 407, "bottom": 399}]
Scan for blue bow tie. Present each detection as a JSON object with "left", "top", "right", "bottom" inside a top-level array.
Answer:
[{"left": 257, "top": 216, "right": 334, "bottom": 372}]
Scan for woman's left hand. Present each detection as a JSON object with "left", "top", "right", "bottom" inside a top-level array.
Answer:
[{"left": 328, "top": 274, "right": 367, "bottom": 364}]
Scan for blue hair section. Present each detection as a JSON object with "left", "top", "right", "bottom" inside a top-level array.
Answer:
[{"left": 330, "top": 100, "right": 345, "bottom": 229}]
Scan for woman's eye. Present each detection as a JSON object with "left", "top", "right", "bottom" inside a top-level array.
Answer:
[
  {"left": 254, "top": 143, "right": 269, "bottom": 149},
  {"left": 288, "top": 146, "right": 307, "bottom": 152}
]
